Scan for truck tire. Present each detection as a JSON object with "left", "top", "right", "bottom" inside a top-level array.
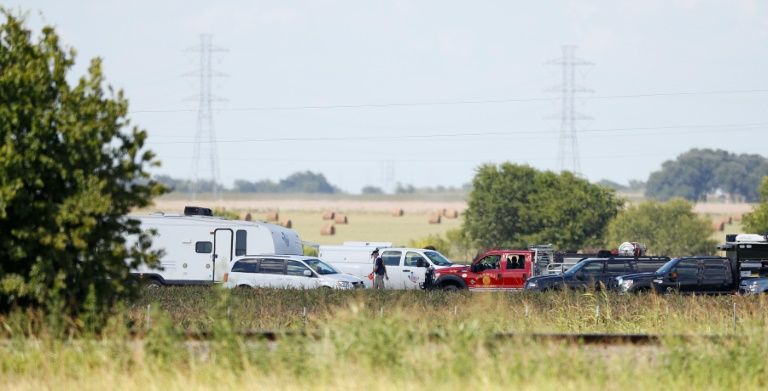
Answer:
[
  {"left": 143, "top": 278, "right": 163, "bottom": 288},
  {"left": 441, "top": 284, "right": 460, "bottom": 292}
]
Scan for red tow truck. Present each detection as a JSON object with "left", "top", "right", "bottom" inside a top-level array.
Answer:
[{"left": 430, "top": 245, "right": 594, "bottom": 291}]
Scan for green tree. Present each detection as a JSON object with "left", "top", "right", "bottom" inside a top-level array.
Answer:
[
  {"left": 742, "top": 177, "right": 768, "bottom": 233},
  {"left": 0, "top": 12, "right": 165, "bottom": 325},
  {"left": 646, "top": 148, "right": 768, "bottom": 202},
  {"left": 463, "top": 163, "right": 622, "bottom": 250},
  {"left": 603, "top": 199, "right": 715, "bottom": 256}
]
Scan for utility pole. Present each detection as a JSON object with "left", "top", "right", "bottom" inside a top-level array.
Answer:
[
  {"left": 546, "top": 45, "right": 593, "bottom": 175},
  {"left": 186, "top": 34, "right": 226, "bottom": 200}
]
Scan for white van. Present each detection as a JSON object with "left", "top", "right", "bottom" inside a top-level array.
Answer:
[
  {"left": 318, "top": 243, "right": 455, "bottom": 289},
  {"left": 129, "top": 206, "right": 303, "bottom": 285},
  {"left": 223, "top": 255, "right": 365, "bottom": 289}
]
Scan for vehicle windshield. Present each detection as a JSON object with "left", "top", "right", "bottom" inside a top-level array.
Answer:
[
  {"left": 305, "top": 259, "right": 339, "bottom": 275},
  {"left": 563, "top": 260, "right": 590, "bottom": 276},
  {"left": 655, "top": 259, "right": 679, "bottom": 274},
  {"left": 424, "top": 251, "right": 453, "bottom": 266}
]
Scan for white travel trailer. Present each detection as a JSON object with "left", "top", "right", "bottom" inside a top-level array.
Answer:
[
  {"left": 130, "top": 206, "right": 303, "bottom": 285},
  {"left": 318, "top": 242, "right": 455, "bottom": 289}
]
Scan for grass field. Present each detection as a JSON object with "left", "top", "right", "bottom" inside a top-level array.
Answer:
[
  {"left": 273, "top": 210, "right": 463, "bottom": 246},
  {"left": 2, "top": 288, "right": 768, "bottom": 390}
]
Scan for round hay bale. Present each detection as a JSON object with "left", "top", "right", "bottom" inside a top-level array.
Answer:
[
  {"left": 243, "top": 212, "right": 252, "bottom": 221},
  {"left": 391, "top": 208, "right": 404, "bottom": 217},
  {"left": 334, "top": 214, "right": 348, "bottom": 224},
  {"left": 265, "top": 211, "right": 279, "bottom": 222},
  {"left": 320, "top": 224, "right": 335, "bottom": 236},
  {"left": 443, "top": 209, "right": 459, "bottom": 219},
  {"left": 280, "top": 219, "right": 292, "bottom": 229},
  {"left": 428, "top": 214, "right": 442, "bottom": 224},
  {"left": 322, "top": 211, "right": 336, "bottom": 220}
]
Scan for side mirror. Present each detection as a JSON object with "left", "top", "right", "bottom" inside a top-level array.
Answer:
[
  {"left": 669, "top": 271, "right": 678, "bottom": 281},
  {"left": 470, "top": 264, "right": 478, "bottom": 273},
  {"left": 303, "top": 270, "right": 313, "bottom": 277},
  {"left": 416, "top": 258, "right": 426, "bottom": 268},
  {"left": 575, "top": 272, "right": 585, "bottom": 281}
]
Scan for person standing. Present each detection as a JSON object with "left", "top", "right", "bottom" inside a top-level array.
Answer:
[{"left": 371, "top": 248, "right": 388, "bottom": 289}]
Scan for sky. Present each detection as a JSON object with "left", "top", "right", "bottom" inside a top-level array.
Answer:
[{"left": 7, "top": 0, "right": 768, "bottom": 193}]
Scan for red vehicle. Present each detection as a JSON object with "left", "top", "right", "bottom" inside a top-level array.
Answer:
[
  {"left": 430, "top": 243, "right": 639, "bottom": 291},
  {"left": 432, "top": 247, "right": 560, "bottom": 291}
]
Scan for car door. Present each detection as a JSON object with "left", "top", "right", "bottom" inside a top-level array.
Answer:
[
  {"left": 258, "top": 258, "right": 287, "bottom": 288},
  {"left": 213, "top": 229, "right": 234, "bottom": 282},
  {"left": 380, "top": 250, "right": 403, "bottom": 288},
  {"left": 285, "top": 260, "right": 317, "bottom": 289},
  {"left": 402, "top": 251, "right": 427, "bottom": 289},
  {"left": 474, "top": 254, "right": 502, "bottom": 290},
  {"left": 570, "top": 261, "right": 604, "bottom": 290},
  {"left": 501, "top": 253, "right": 529, "bottom": 289},
  {"left": 700, "top": 259, "right": 731, "bottom": 293},
  {"left": 671, "top": 259, "right": 700, "bottom": 292},
  {"left": 229, "top": 258, "right": 259, "bottom": 287}
]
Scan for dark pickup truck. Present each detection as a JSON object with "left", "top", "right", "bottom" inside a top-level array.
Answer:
[
  {"left": 615, "top": 256, "right": 734, "bottom": 294},
  {"left": 524, "top": 256, "right": 669, "bottom": 291}
]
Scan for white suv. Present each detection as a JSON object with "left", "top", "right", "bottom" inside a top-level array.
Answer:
[{"left": 224, "top": 255, "right": 365, "bottom": 290}]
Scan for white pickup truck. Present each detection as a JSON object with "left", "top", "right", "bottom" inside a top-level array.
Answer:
[{"left": 318, "top": 242, "right": 455, "bottom": 289}]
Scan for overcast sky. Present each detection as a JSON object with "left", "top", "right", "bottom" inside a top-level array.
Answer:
[{"left": 8, "top": 0, "right": 768, "bottom": 193}]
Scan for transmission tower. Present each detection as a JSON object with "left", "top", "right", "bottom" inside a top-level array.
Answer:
[
  {"left": 381, "top": 160, "right": 395, "bottom": 194},
  {"left": 187, "top": 34, "right": 226, "bottom": 200},
  {"left": 546, "top": 45, "right": 593, "bottom": 175}
]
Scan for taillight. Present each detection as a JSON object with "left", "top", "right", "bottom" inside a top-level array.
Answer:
[{"left": 223, "top": 273, "right": 229, "bottom": 282}]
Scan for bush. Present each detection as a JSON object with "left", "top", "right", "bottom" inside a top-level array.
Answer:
[
  {"left": 0, "top": 11, "right": 164, "bottom": 328},
  {"left": 463, "top": 163, "right": 621, "bottom": 250},
  {"left": 602, "top": 199, "right": 716, "bottom": 256}
]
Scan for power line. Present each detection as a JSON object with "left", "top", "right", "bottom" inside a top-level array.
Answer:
[
  {"left": 145, "top": 121, "right": 768, "bottom": 145},
  {"left": 129, "top": 88, "right": 768, "bottom": 114}
]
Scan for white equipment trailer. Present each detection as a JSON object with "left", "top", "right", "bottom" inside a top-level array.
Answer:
[{"left": 130, "top": 207, "right": 303, "bottom": 285}]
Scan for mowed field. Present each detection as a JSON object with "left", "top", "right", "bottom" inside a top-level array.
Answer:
[{"left": 148, "top": 193, "right": 466, "bottom": 246}]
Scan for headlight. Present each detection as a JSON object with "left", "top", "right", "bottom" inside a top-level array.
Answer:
[
  {"left": 527, "top": 282, "right": 537, "bottom": 288},
  {"left": 619, "top": 279, "right": 634, "bottom": 290},
  {"left": 336, "top": 281, "right": 352, "bottom": 289}
]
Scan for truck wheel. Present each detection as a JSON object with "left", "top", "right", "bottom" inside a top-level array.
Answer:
[
  {"left": 442, "top": 284, "right": 460, "bottom": 292},
  {"left": 143, "top": 278, "right": 162, "bottom": 288}
]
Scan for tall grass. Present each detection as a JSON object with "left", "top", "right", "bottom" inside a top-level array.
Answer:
[{"left": 2, "top": 288, "right": 768, "bottom": 390}]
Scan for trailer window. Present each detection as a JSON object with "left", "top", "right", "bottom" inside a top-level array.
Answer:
[
  {"left": 235, "top": 230, "right": 247, "bottom": 256},
  {"left": 195, "top": 241, "right": 213, "bottom": 253},
  {"left": 260, "top": 259, "right": 285, "bottom": 274}
]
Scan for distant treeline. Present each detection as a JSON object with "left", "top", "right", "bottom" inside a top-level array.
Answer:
[
  {"left": 599, "top": 148, "right": 768, "bottom": 203},
  {"left": 157, "top": 171, "right": 473, "bottom": 195},
  {"left": 156, "top": 171, "right": 341, "bottom": 194}
]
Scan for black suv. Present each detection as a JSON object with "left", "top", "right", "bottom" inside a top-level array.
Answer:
[
  {"left": 524, "top": 257, "right": 669, "bottom": 291},
  {"left": 615, "top": 256, "right": 735, "bottom": 294}
]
